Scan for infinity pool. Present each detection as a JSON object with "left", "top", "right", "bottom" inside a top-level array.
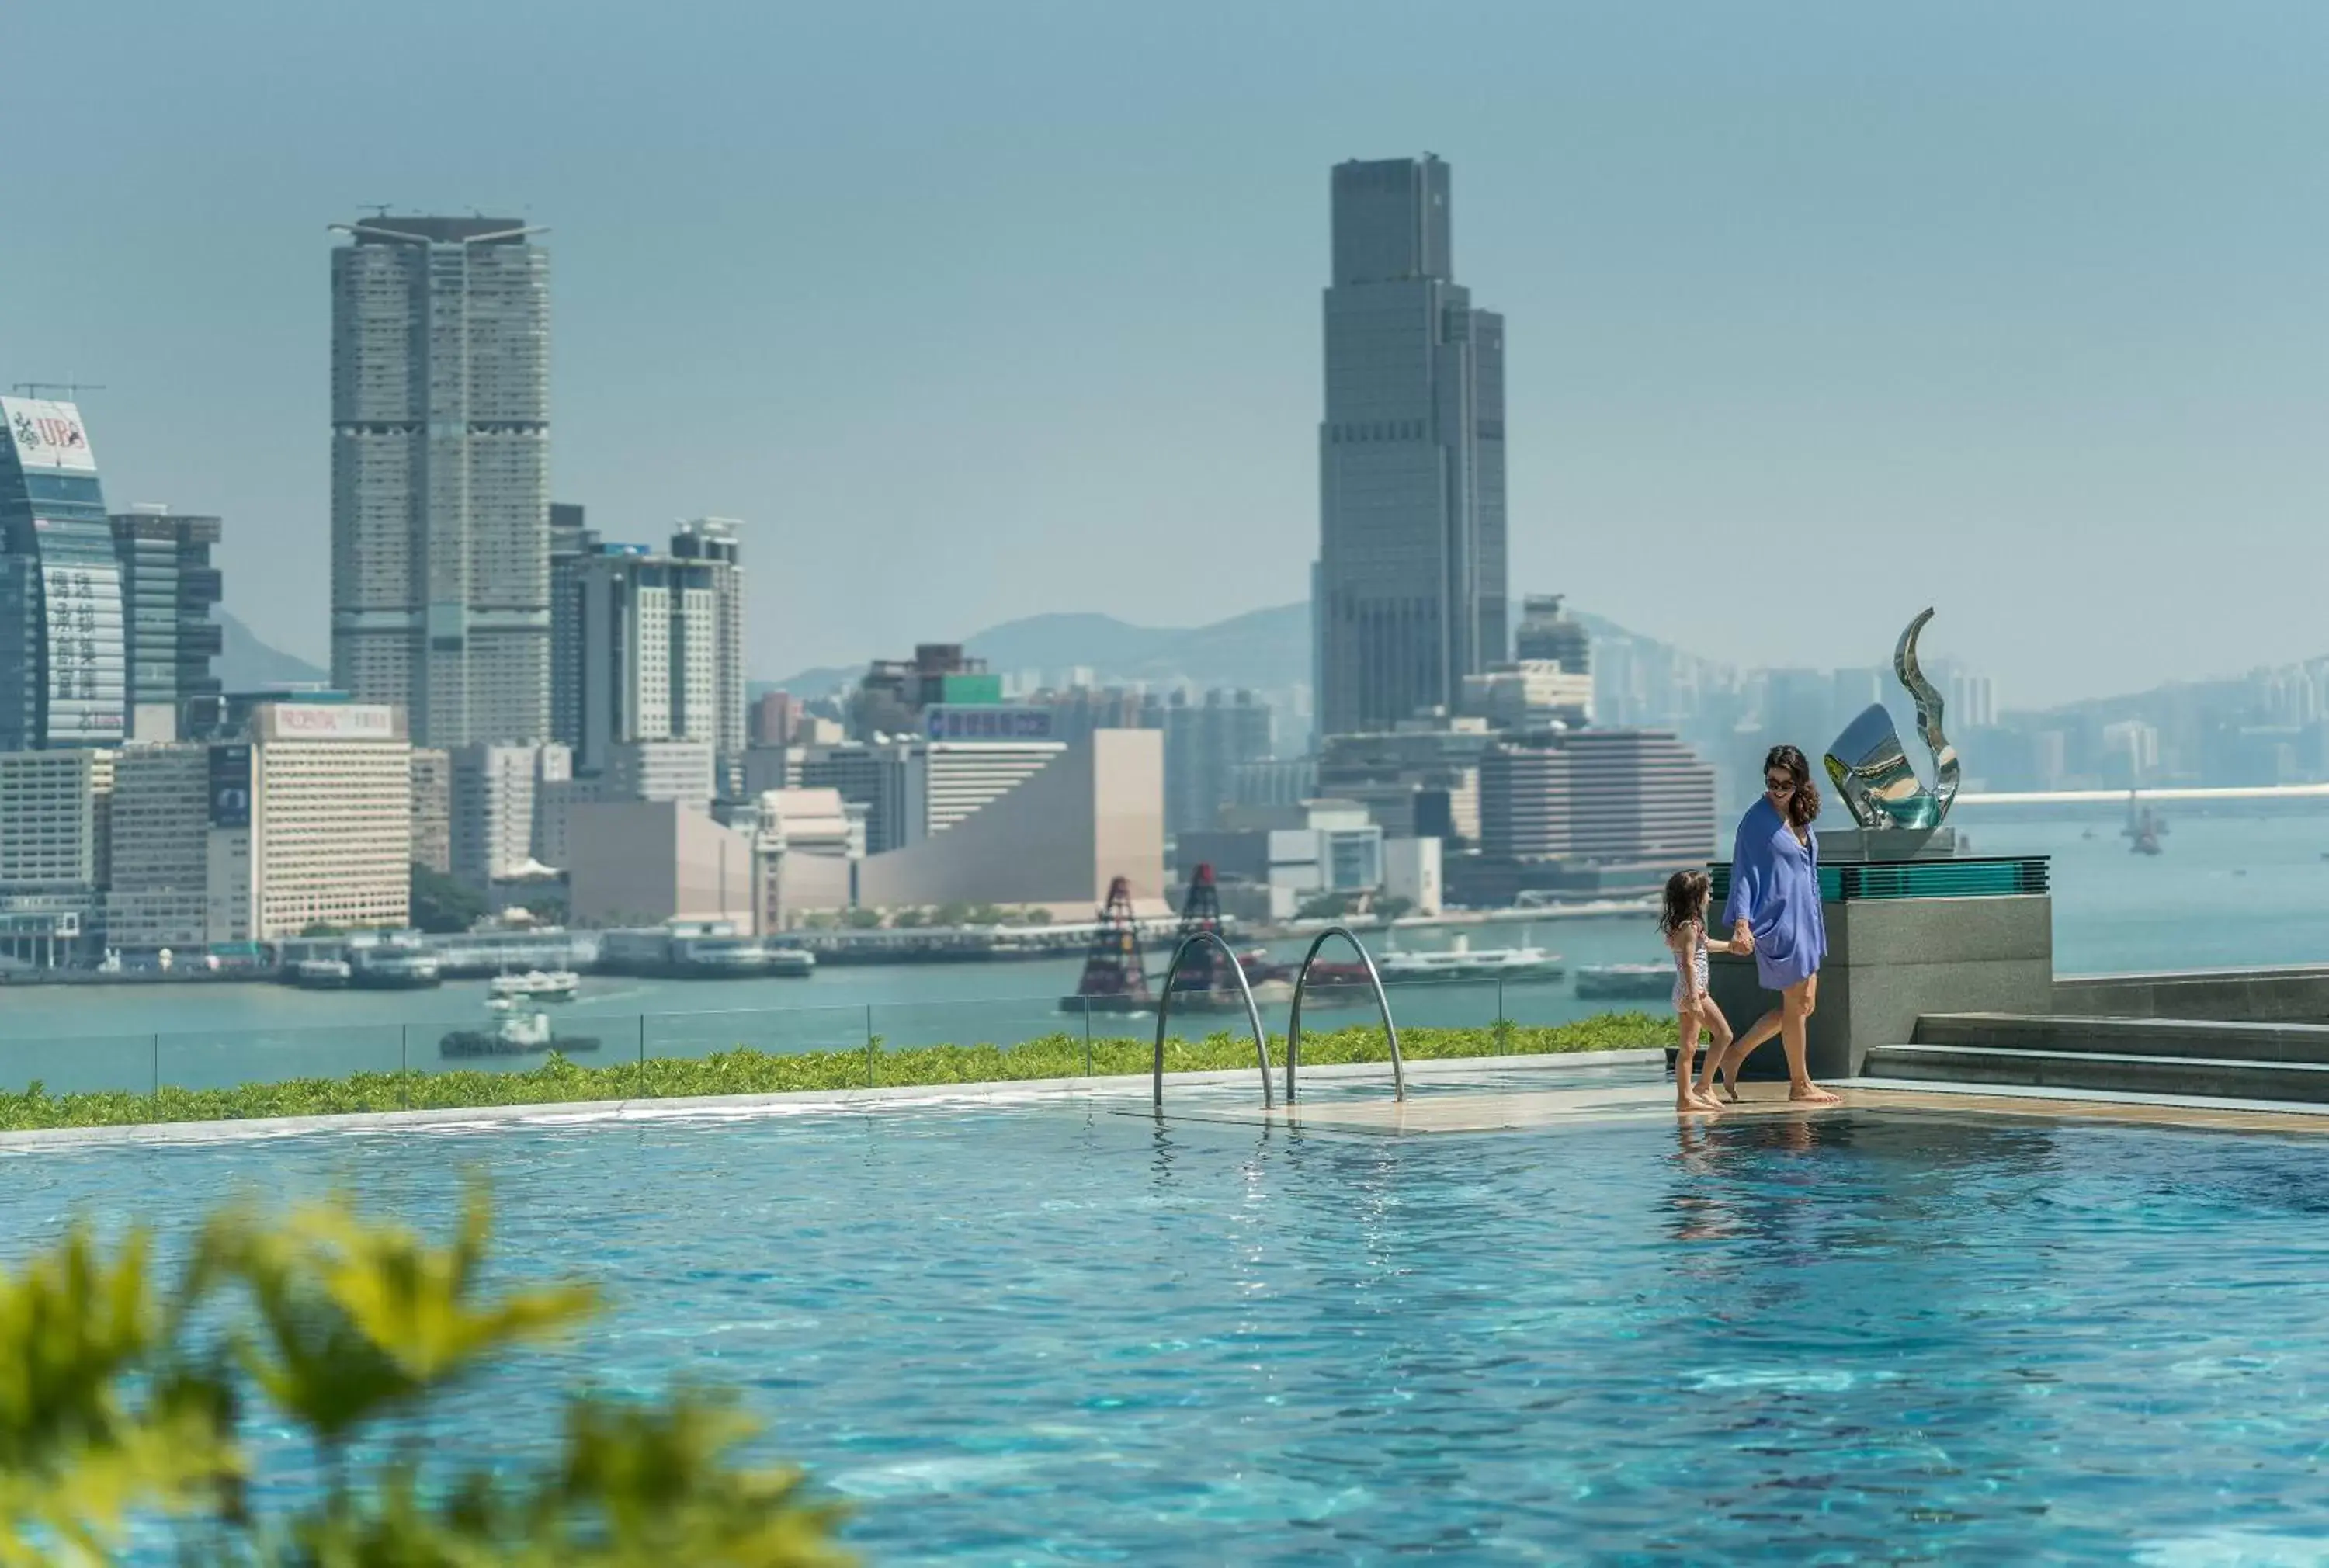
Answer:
[{"left": 12, "top": 1084, "right": 2329, "bottom": 1562}]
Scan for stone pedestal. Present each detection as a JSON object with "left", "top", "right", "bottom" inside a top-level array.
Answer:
[{"left": 1705, "top": 889, "right": 2053, "bottom": 1081}]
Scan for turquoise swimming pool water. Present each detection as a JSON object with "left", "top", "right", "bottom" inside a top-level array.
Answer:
[{"left": 12, "top": 1081, "right": 2329, "bottom": 1562}]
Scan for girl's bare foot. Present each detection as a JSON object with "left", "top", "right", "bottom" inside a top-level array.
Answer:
[
  {"left": 1675, "top": 1098, "right": 1719, "bottom": 1117},
  {"left": 1788, "top": 1082, "right": 1842, "bottom": 1106}
]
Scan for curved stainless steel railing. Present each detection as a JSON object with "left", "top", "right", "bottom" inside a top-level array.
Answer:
[
  {"left": 1152, "top": 931, "right": 1273, "bottom": 1111},
  {"left": 1285, "top": 925, "right": 1404, "bottom": 1105}
]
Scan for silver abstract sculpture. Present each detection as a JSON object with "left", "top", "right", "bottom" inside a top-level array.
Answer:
[{"left": 1823, "top": 607, "right": 1960, "bottom": 831}]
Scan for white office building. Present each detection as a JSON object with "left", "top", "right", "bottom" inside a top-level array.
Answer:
[
  {"left": 223, "top": 703, "right": 413, "bottom": 938},
  {"left": 451, "top": 741, "right": 569, "bottom": 887},
  {"left": 670, "top": 519, "right": 746, "bottom": 769},
  {"left": 0, "top": 748, "right": 113, "bottom": 965},
  {"left": 572, "top": 548, "right": 723, "bottom": 777}
]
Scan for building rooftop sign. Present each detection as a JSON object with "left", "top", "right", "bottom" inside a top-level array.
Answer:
[
  {"left": 0, "top": 397, "right": 96, "bottom": 474},
  {"left": 925, "top": 705, "right": 1053, "bottom": 741},
  {"left": 258, "top": 702, "right": 404, "bottom": 741}
]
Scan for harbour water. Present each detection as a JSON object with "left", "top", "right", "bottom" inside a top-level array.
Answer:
[{"left": 1, "top": 807, "right": 2322, "bottom": 1088}]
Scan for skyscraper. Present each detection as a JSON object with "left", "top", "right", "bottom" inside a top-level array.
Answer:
[
  {"left": 0, "top": 397, "right": 125, "bottom": 751},
  {"left": 547, "top": 501, "right": 593, "bottom": 748},
  {"left": 669, "top": 517, "right": 746, "bottom": 772},
  {"left": 571, "top": 545, "right": 724, "bottom": 777},
  {"left": 330, "top": 216, "right": 550, "bottom": 749},
  {"left": 1162, "top": 688, "right": 1275, "bottom": 838},
  {"left": 1314, "top": 155, "right": 1508, "bottom": 738},
  {"left": 109, "top": 505, "right": 224, "bottom": 743}
]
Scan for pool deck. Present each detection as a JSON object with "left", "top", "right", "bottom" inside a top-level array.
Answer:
[{"left": 1157, "top": 1075, "right": 2329, "bottom": 1139}]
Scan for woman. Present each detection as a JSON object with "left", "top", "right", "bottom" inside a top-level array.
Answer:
[{"left": 1698, "top": 744, "right": 1840, "bottom": 1106}]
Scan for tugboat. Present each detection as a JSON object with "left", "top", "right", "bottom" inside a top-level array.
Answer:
[{"left": 439, "top": 997, "right": 603, "bottom": 1059}]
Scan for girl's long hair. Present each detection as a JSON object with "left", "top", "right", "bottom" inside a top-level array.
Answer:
[
  {"left": 1766, "top": 744, "right": 1821, "bottom": 829},
  {"left": 1660, "top": 869, "right": 1711, "bottom": 938}
]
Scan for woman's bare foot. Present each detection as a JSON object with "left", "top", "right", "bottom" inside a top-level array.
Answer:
[
  {"left": 1675, "top": 1096, "right": 1720, "bottom": 1117},
  {"left": 1788, "top": 1081, "right": 1842, "bottom": 1106},
  {"left": 1689, "top": 1088, "right": 1726, "bottom": 1112}
]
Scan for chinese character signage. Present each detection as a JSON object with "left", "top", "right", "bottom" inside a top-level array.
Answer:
[{"left": 924, "top": 705, "right": 1054, "bottom": 741}]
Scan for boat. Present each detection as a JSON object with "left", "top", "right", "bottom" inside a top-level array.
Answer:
[
  {"left": 601, "top": 927, "right": 815, "bottom": 979},
  {"left": 488, "top": 969, "right": 581, "bottom": 1002},
  {"left": 1376, "top": 938, "right": 1564, "bottom": 985},
  {"left": 1574, "top": 963, "right": 1676, "bottom": 1002},
  {"left": 439, "top": 997, "right": 603, "bottom": 1059},
  {"left": 348, "top": 949, "right": 443, "bottom": 989},
  {"left": 290, "top": 958, "right": 352, "bottom": 990}
]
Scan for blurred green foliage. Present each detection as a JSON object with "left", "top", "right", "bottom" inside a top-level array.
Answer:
[{"left": 0, "top": 1185, "right": 851, "bottom": 1566}]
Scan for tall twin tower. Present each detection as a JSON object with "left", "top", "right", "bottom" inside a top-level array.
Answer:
[
  {"left": 329, "top": 216, "right": 551, "bottom": 748},
  {"left": 1316, "top": 154, "right": 1508, "bottom": 739},
  {"left": 329, "top": 169, "right": 1499, "bottom": 751}
]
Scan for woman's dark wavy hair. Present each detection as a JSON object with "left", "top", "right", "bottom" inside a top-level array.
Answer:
[
  {"left": 1766, "top": 744, "right": 1821, "bottom": 829},
  {"left": 1659, "top": 869, "right": 1711, "bottom": 938}
]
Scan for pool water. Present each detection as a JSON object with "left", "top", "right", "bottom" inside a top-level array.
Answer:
[{"left": 12, "top": 1088, "right": 2329, "bottom": 1563}]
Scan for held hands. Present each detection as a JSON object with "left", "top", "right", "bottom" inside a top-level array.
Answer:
[{"left": 1730, "top": 920, "right": 1755, "bottom": 958}]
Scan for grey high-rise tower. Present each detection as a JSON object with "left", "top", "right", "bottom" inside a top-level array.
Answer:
[
  {"left": 1314, "top": 156, "right": 1507, "bottom": 738},
  {"left": 330, "top": 216, "right": 550, "bottom": 747}
]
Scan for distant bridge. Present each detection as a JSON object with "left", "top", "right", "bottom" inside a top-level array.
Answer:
[{"left": 1956, "top": 785, "right": 2329, "bottom": 807}]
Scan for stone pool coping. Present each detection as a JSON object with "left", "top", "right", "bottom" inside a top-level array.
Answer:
[
  {"left": 0, "top": 1049, "right": 1663, "bottom": 1152},
  {"left": 1162, "top": 1074, "right": 2329, "bottom": 1139},
  {"left": 12, "top": 1048, "right": 2329, "bottom": 1153}
]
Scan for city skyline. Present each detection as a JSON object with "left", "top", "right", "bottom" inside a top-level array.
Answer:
[{"left": 4, "top": 2, "right": 2327, "bottom": 706}]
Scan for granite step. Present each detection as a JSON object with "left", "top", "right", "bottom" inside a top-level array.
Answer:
[
  {"left": 1864, "top": 1042, "right": 2329, "bottom": 1104},
  {"left": 1913, "top": 1012, "right": 2329, "bottom": 1065}
]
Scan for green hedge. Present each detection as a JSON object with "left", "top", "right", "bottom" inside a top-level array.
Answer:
[{"left": 0, "top": 1013, "right": 1666, "bottom": 1133}]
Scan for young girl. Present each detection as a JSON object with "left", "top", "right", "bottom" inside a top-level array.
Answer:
[{"left": 1660, "top": 869, "right": 1750, "bottom": 1113}]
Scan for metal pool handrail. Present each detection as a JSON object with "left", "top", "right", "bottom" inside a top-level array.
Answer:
[
  {"left": 1284, "top": 925, "right": 1404, "bottom": 1105},
  {"left": 1152, "top": 931, "right": 1273, "bottom": 1111}
]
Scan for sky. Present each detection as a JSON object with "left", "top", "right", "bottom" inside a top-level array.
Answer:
[{"left": 3, "top": 0, "right": 2324, "bottom": 708}]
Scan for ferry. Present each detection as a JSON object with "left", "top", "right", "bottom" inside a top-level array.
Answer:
[
  {"left": 487, "top": 969, "right": 581, "bottom": 1003},
  {"left": 1574, "top": 963, "right": 1676, "bottom": 1002},
  {"left": 1376, "top": 939, "right": 1564, "bottom": 985},
  {"left": 440, "top": 997, "right": 603, "bottom": 1059},
  {"left": 348, "top": 949, "right": 443, "bottom": 990},
  {"left": 290, "top": 958, "right": 352, "bottom": 990},
  {"left": 600, "top": 928, "right": 816, "bottom": 979}
]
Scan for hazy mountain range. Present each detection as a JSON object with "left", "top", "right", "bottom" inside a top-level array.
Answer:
[
  {"left": 759, "top": 602, "right": 1318, "bottom": 699},
  {"left": 756, "top": 601, "right": 1677, "bottom": 704},
  {"left": 220, "top": 611, "right": 328, "bottom": 690}
]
